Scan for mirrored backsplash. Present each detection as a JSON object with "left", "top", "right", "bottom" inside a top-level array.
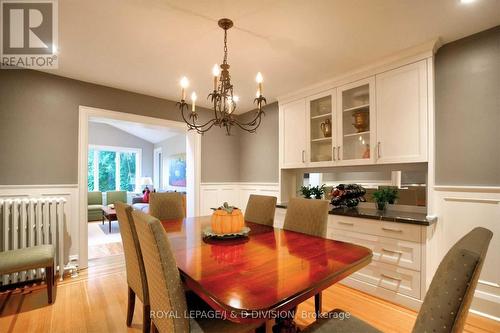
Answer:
[{"left": 303, "top": 163, "right": 427, "bottom": 207}]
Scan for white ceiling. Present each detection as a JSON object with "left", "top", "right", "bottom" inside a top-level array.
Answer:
[
  {"left": 90, "top": 117, "right": 184, "bottom": 144},
  {"left": 49, "top": 0, "right": 499, "bottom": 113}
]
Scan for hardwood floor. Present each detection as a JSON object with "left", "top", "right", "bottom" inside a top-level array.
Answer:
[{"left": 0, "top": 254, "right": 498, "bottom": 333}]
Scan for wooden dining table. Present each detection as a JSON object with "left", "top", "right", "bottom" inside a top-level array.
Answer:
[{"left": 161, "top": 216, "right": 372, "bottom": 331}]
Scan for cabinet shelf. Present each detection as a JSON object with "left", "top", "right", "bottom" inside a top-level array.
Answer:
[
  {"left": 344, "top": 131, "right": 370, "bottom": 137},
  {"left": 311, "top": 113, "right": 331, "bottom": 120},
  {"left": 311, "top": 137, "right": 332, "bottom": 143},
  {"left": 343, "top": 104, "right": 369, "bottom": 113}
]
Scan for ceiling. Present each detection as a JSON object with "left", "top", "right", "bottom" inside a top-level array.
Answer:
[
  {"left": 49, "top": 0, "right": 499, "bottom": 113},
  {"left": 90, "top": 117, "right": 184, "bottom": 143}
]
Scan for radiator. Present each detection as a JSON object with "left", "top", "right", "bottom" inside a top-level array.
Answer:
[{"left": 0, "top": 198, "right": 67, "bottom": 286}]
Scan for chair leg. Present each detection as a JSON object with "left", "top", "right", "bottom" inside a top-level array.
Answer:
[
  {"left": 143, "top": 304, "right": 151, "bottom": 333},
  {"left": 46, "top": 265, "right": 53, "bottom": 304},
  {"left": 255, "top": 322, "right": 266, "bottom": 333},
  {"left": 127, "top": 287, "right": 136, "bottom": 327},
  {"left": 315, "top": 292, "right": 322, "bottom": 319}
]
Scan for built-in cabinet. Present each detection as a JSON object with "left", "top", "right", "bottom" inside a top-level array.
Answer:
[
  {"left": 375, "top": 60, "right": 428, "bottom": 163},
  {"left": 279, "top": 60, "right": 429, "bottom": 168}
]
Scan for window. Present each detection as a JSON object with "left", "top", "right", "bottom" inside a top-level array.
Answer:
[{"left": 88, "top": 145, "right": 142, "bottom": 192}]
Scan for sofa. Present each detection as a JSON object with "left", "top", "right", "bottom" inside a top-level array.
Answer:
[
  {"left": 88, "top": 191, "right": 103, "bottom": 222},
  {"left": 106, "top": 191, "right": 127, "bottom": 206}
]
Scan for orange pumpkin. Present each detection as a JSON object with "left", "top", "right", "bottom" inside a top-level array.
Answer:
[{"left": 211, "top": 208, "right": 244, "bottom": 234}]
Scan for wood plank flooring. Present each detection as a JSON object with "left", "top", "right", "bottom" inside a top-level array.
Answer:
[{"left": 0, "top": 254, "right": 498, "bottom": 333}]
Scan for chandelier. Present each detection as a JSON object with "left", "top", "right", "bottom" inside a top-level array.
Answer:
[{"left": 176, "top": 18, "right": 266, "bottom": 135}]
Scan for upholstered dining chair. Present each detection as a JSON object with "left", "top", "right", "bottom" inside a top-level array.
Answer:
[
  {"left": 115, "top": 202, "right": 150, "bottom": 333},
  {"left": 244, "top": 194, "right": 277, "bottom": 226},
  {"left": 131, "top": 210, "right": 261, "bottom": 333},
  {"left": 149, "top": 192, "right": 185, "bottom": 220},
  {"left": 283, "top": 197, "right": 329, "bottom": 319},
  {"left": 301, "top": 227, "right": 493, "bottom": 333}
]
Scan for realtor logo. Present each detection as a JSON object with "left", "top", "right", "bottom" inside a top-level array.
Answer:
[{"left": 1, "top": 0, "right": 58, "bottom": 69}]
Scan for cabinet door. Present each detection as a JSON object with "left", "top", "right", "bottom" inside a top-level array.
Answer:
[
  {"left": 280, "top": 99, "right": 307, "bottom": 168},
  {"left": 307, "top": 90, "right": 336, "bottom": 167},
  {"left": 376, "top": 60, "right": 428, "bottom": 163},
  {"left": 336, "top": 77, "right": 376, "bottom": 165}
]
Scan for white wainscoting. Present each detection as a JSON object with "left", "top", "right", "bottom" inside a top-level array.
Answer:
[
  {"left": 0, "top": 184, "right": 79, "bottom": 262},
  {"left": 432, "top": 186, "right": 500, "bottom": 321},
  {"left": 199, "top": 183, "right": 280, "bottom": 216}
]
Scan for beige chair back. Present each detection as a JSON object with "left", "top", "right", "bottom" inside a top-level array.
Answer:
[
  {"left": 149, "top": 192, "right": 185, "bottom": 220},
  {"left": 283, "top": 198, "right": 329, "bottom": 237},
  {"left": 244, "top": 194, "right": 277, "bottom": 226},
  {"left": 115, "top": 202, "right": 149, "bottom": 304},
  {"left": 132, "top": 210, "right": 189, "bottom": 333},
  {"left": 412, "top": 227, "right": 493, "bottom": 333}
]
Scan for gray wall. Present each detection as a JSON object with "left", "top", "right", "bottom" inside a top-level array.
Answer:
[
  {"left": 88, "top": 122, "right": 154, "bottom": 178},
  {"left": 435, "top": 26, "right": 500, "bottom": 186},
  {"left": 238, "top": 102, "right": 279, "bottom": 182},
  {"left": 0, "top": 69, "right": 239, "bottom": 185}
]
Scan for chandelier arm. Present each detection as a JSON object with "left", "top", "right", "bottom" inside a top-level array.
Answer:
[
  {"left": 234, "top": 114, "right": 262, "bottom": 133},
  {"left": 178, "top": 102, "right": 219, "bottom": 132},
  {"left": 235, "top": 110, "right": 264, "bottom": 127}
]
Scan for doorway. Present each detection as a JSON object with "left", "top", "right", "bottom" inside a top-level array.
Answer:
[{"left": 78, "top": 106, "right": 201, "bottom": 268}]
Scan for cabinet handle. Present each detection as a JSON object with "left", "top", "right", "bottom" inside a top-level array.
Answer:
[
  {"left": 377, "top": 142, "right": 381, "bottom": 159},
  {"left": 381, "top": 227, "right": 403, "bottom": 233},
  {"left": 381, "top": 273, "right": 402, "bottom": 281},
  {"left": 381, "top": 248, "right": 403, "bottom": 255},
  {"left": 332, "top": 146, "right": 336, "bottom": 161},
  {"left": 338, "top": 221, "right": 354, "bottom": 226},
  {"left": 337, "top": 146, "right": 341, "bottom": 160},
  {"left": 302, "top": 150, "right": 305, "bottom": 163}
]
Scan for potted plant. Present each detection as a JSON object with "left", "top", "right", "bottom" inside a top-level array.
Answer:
[
  {"left": 299, "top": 185, "right": 312, "bottom": 199},
  {"left": 372, "top": 187, "right": 398, "bottom": 211},
  {"left": 310, "top": 184, "right": 326, "bottom": 199}
]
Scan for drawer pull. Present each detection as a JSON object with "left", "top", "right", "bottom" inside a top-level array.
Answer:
[
  {"left": 381, "top": 248, "right": 403, "bottom": 255},
  {"left": 381, "top": 227, "right": 403, "bottom": 233},
  {"left": 338, "top": 221, "right": 354, "bottom": 226},
  {"left": 381, "top": 273, "right": 402, "bottom": 281}
]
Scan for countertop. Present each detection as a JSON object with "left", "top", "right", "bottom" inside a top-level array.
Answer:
[{"left": 276, "top": 203, "right": 436, "bottom": 226}]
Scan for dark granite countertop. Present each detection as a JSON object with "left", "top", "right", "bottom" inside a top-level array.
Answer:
[{"left": 276, "top": 203, "right": 436, "bottom": 226}]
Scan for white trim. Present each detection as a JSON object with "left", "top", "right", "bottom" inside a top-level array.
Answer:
[
  {"left": 469, "top": 310, "right": 500, "bottom": 323},
  {"left": 434, "top": 185, "right": 500, "bottom": 193},
  {"left": 278, "top": 39, "right": 440, "bottom": 105},
  {"left": 0, "top": 184, "right": 78, "bottom": 189},
  {"left": 78, "top": 105, "right": 201, "bottom": 269}
]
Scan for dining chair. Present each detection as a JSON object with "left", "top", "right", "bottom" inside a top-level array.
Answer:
[
  {"left": 244, "top": 194, "right": 277, "bottom": 226},
  {"left": 149, "top": 192, "right": 185, "bottom": 220},
  {"left": 115, "top": 202, "right": 150, "bottom": 333},
  {"left": 301, "top": 227, "right": 493, "bottom": 333},
  {"left": 131, "top": 209, "right": 262, "bottom": 333},
  {"left": 283, "top": 197, "right": 329, "bottom": 319}
]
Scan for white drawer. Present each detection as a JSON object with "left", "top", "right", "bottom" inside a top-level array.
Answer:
[
  {"left": 328, "top": 229, "right": 421, "bottom": 271},
  {"left": 328, "top": 215, "right": 421, "bottom": 242},
  {"left": 273, "top": 208, "right": 286, "bottom": 229},
  {"left": 350, "top": 261, "right": 421, "bottom": 299}
]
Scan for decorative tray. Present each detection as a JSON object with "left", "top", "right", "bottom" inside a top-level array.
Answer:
[{"left": 203, "top": 226, "right": 251, "bottom": 239}]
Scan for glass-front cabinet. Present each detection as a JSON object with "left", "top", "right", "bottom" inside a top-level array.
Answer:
[
  {"left": 307, "top": 90, "right": 335, "bottom": 165},
  {"left": 336, "top": 77, "right": 375, "bottom": 165}
]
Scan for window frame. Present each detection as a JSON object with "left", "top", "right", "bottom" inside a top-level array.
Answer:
[{"left": 88, "top": 144, "right": 142, "bottom": 192}]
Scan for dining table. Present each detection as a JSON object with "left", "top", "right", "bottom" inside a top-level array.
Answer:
[{"left": 161, "top": 216, "right": 372, "bottom": 332}]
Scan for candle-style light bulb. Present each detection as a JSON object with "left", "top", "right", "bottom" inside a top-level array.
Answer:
[
  {"left": 212, "top": 65, "right": 220, "bottom": 91},
  {"left": 191, "top": 92, "right": 197, "bottom": 112},
  {"left": 256, "top": 72, "right": 263, "bottom": 96},
  {"left": 180, "top": 77, "right": 189, "bottom": 100}
]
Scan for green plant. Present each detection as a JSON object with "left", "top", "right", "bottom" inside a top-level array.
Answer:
[
  {"left": 310, "top": 184, "right": 327, "bottom": 199},
  {"left": 299, "top": 185, "right": 312, "bottom": 199},
  {"left": 372, "top": 187, "right": 399, "bottom": 204}
]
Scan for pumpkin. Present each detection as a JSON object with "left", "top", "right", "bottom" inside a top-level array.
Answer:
[{"left": 211, "top": 202, "right": 245, "bottom": 234}]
